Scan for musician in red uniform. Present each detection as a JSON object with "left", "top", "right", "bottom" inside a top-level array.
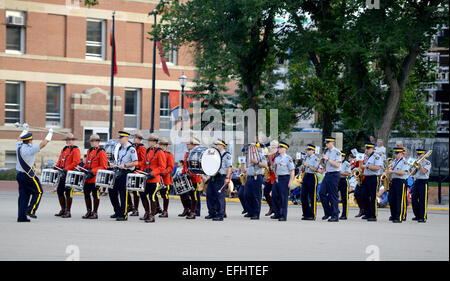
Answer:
[
  {"left": 139, "top": 133, "right": 166, "bottom": 223},
  {"left": 129, "top": 131, "right": 147, "bottom": 217},
  {"left": 55, "top": 133, "right": 81, "bottom": 218},
  {"left": 263, "top": 141, "right": 278, "bottom": 216},
  {"left": 82, "top": 134, "right": 108, "bottom": 219},
  {"left": 180, "top": 137, "right": 202, "bottom": 219},
  {"left": 156, "top": 137, "right": 174, "bottom": 218}
]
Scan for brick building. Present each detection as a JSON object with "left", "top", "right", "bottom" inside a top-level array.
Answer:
[{"left": 0, "top": 0, "right": 198, "bottom": 168}]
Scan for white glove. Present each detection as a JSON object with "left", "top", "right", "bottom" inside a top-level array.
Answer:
[
  {"left": 19, "top": 123, "right": 29, "bottom": 138},
  {"left": 45, "top": 128, "right": 53, "bottom": 141}
]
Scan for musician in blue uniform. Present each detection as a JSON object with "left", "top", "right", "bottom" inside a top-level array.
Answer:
[
  {"left": 300, "top": 144, "right": 320, "bottom": 221},
  {"left": 386, "top": 147, "right": 409, "bottom": 223},
  {"left": 109, "top": 131, "right": 138, "bottom": 221},
  {"left": 338, "top": 152, "right": 352, "bottom": 220},
  {"left": 205, "top": 139, "right": 232, "bottom": 221},
  {"left": 271, "top": 141, "right": 295, "bottom": 221},
  {"left": 319, "top": 137, "right": 342, "bottom": 222},
  {"left": 411, "top": 149, "right": 432, "bottom": 223},
  {"left": 361, "top": 142, "right": 383, "bottom": 222},
  {"left": 15, "top": 124, "right": 52, "bottom": 222},
  {"left": 242, "top": 143, "right": 267, "bottom": 220}
]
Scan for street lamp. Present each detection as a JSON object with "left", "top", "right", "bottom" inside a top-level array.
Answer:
[{"left": 179, "top": 74, "right": 187, "bottom": 121}]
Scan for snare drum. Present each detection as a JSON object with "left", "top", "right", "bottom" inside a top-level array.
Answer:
[
  {"left": 65, "top": 171, "right": 86, "bottom": 192},
  {"left": 187, "top": 146, "right": 222, "bottom": 176},
  {"left": 173, "top": 174, "right": 194, "bottom": 195},
  {"left": 96, "top": 169, "right": 116, "bottom": 189},
  {"left": 40, "top": 169, "right": 61, "bottom": 187},
  {"left": 126, "top": 173, "right": 146, "bottom": 192},
  {"left": 158, "top": 177, "right": 167, "bottom": 191}
]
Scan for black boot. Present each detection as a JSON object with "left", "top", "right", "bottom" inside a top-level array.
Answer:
[{"left": 55, "top": 196, "right": 66, "bottom": 216}]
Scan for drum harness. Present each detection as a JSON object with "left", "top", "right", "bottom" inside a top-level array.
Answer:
[
  {"left": 85, "top": 147, "right": 104, "bottom": 179},
  {"left": 144, "top": 147, "right": 162, "bottom": 179},
  {"left": 58, "top": 146, "right": 77, "bottom": 177}
]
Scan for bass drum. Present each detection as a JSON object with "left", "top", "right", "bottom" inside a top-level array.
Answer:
[
  {"left": 104, "top": 139, "right": 120, "bottom": 165},
  {"left": 187, "top": 146, "right": 222, "bottom": 176}
]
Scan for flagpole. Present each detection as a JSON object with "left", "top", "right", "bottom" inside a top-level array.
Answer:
[
  {"left": 109, "top": 10, "right": 116, "bottom": 139},
  {"left": 150, "top": 8, "right": 157, "bottom": 133}
]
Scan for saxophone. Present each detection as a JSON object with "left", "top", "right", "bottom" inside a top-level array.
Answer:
[{"left": 380, "top": 158, "right": 393, "bottom": 191}]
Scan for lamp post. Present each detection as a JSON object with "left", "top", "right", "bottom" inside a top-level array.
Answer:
[
  {"left": 150, "top": 8, "right": 157, "bottom": 133},
  {"left": 179, "top": 74, "right": 187, "bottom": 125}
]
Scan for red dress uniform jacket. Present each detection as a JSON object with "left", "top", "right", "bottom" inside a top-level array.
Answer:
[
  {"left": 133, "top": 143, "right": 147, "bottom": 171},
  {"left": 144, "top": 147, "right": 166, "bottom": 184},
  {"left": 182, "top": 151, "right": 202, "bottom": 184},
  {"left": 162, "top": 149, "right": 174, "bottom": 185},
  {"left": 265, "top": 153, "right": 277, "bottom": 184},
  {"left": 83, "top": 147, "right": 108, "bottom": 184},
  {"left": 56, "top": 145, "right": 81, "bottom": 174}
]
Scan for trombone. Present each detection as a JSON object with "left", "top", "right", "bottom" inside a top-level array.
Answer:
[{"left": 14, "top": 122, "right": 70, "bottom": 137}]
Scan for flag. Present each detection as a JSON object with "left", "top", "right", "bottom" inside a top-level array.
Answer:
[
  {"left": 156, "top": 41, "right": 170, "bottom": 77},
  {"left": 110, "top": 20, "right": 117, "bottom": 75}
]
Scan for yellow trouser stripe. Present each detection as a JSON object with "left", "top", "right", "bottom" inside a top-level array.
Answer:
[
  {"left": 96, "top": 189, "right": 100, "bottom": 200},
  {"left": 165, "top": 185, "right": 170, "bottom": 199},
  {"left": 346, "top": 178, "right": 349, "bottom": 216},
  {"left": 375, "top": 177, "right": 379, "bottom": 219},
  {"left": 313, "top": 174, "right": 317, "bottom": 219},
  {"left": 69, "top": 187, "right": 74, "bottom": 198},
  {"left": 30, "top": 177, "right": 42, "bottom": 215},
  {"left": 124, "top": 189, "right": 128, "bottom": 218},
  {"left": 403, "top": 185, "right": 407, "bottom": 220},
  {"left": 400, "top": 183, "right": 405, "bottom": 220},
  {"left": 424, "top": 183, "right": 428, "bottom": 221},
  {"left": 194, "top": 183, "right": 199, "bottom": 201},
  {"left": 152, "top": 183, "right": 159, "bottom": 201}
]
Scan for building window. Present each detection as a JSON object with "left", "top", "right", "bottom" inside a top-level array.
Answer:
[
  {"left": 5, "top": 81, "right": 24, "bottom": 125},
  {"left": 46, "top": 84, "right": 64, "bottom": 128},
  {"left": 124, "top": 89, "right": 141, "bottom": 129},
  {"left": 6, "top": 11, "right": 26, "bottom": 54},
  {"left": 4, "top": 151, "right": 17, "bottom": 169},
  {"left": 160, "top": 92, "right": 171, "bottom": 130},
  {"left": 86, "top": 19, "right": 105, "bottom": 60},
  {"left": 164, "top": 44, "right": 178, "bottom": 65}
]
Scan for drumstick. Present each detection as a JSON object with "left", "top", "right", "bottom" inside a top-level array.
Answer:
[
  {"left": 76, "top": 166, "right": 89, "bottom": 173},
  {"left": 218, "top": 181, "right": 228, "bottom": 193}
]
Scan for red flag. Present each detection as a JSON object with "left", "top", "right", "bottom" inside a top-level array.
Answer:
[
  {"left": 110, "top": 21, "right": 117, "bottom": 75},
  {"left": 156, "top": 41, "right": 170, "bottom": 77}
]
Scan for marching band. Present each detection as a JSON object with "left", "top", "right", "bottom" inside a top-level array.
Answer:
[{"left": 14, "top": 124, "right": 434, "bottom": 224}]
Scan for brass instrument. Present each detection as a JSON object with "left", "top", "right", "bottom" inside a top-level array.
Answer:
[
  {"left": 239, "top": 172, "right": 247, "bottom": 185},
  {"left": 380, "top": 158, "right": 393, "bottom": 191},
  {"left": 293, "top": 169, "right": 304, "bottom": 188},
  {"left": 353, "top": 167, "right": 363, "bottom": 186},
  {"left": 407, "top": 150, "right": 433, "bottom": 178}
]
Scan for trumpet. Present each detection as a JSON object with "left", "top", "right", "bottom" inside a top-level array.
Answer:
[
  {"left": 353, "top": 167, "right": 363, "bottom": 186},
  {"left": 14, "top": 122, "right": 70, "bottom": 137}
]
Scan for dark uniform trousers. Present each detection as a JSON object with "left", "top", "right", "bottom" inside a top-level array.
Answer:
[
  {"left": 56, "top": 178, "right": 73, "bottom": 198},
  {"left": 338, "top": 177, "right": 349, "bottom": 217},
  {"left": 362, "top": 175, "right": 379, "bottom": 219},
  {"left": 84, "top": 182, "right": 100, "bottom": 200},
  {"left": 388, "top": 178, "right": 407, "bottom": 221},
  {"left": 263, "top": 181, "right": 272, "bottom": 204},
  {"left": 140, "top": 182, "right": 159, "bottom": 214},
  {"left": 272, "top": 175, "right": 290, "bottom": 219},
  {"left": 109, "top": 170, "right": 130, "bottom": 218},
  {"left": 244, "top": 175, "right": 264, "bottom": 218},
  {"left": 238, "top": 183, "right": 248, "bottom": 213},
  {"left": 301, "top": 173, "right": 318, "bottom": 219},
  {"left": 206, "top": 175, "right": 226, "bottom": 219},
  {"left": 16, "top": 172, "right": 43, "bottom": 219},
  {"left": 411, "top": 179, "right": 429, "bottom": 222},
  {"left": 319, "top": 172, "right": 340, "bottom": 219}
]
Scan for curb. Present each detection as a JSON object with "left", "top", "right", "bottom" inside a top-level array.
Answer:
[{"left": 65, "top": 191, "right": 449, "bottom": 212}]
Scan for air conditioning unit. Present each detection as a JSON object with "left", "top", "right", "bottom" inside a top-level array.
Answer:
[{"left": 6, "top": 16, "right": 25, "bottom": 26}]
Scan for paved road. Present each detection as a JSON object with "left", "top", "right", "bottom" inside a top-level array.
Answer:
[{"left": 0, "top": 191, "right": 448, "bottom": 261}]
